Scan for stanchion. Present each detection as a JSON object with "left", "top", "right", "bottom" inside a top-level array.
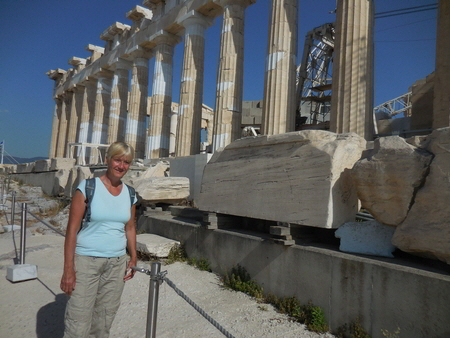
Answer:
[
  {"left": 132, "top": 263, "right": 166, "bottom": 338},
  {"left": 19, "top": 203, "right": 27, "bottom": 264},
  {"left": 0, "top": 177, "right": 4, "bottom": 205},
  {"left": 10, "top": 191, "right": 15, "bottom": 225},
  {"left": 6, "top": 202, "right": 38, "bottom": 282}
]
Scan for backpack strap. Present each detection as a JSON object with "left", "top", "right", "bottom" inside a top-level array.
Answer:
[
  {"left": 84, "top": 178, "right": 96, "bottom": 223},
  {"left": 125, "top": 183, "right": 136, "bottom": 207}
]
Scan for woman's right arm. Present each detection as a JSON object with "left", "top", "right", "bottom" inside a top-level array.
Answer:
[{"left": 60, "top": 189, "right": 86, "bottom": 296}]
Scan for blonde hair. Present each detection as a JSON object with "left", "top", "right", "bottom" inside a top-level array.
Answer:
[{"left": 106, "top": 142, "right": 134, "bottom": 161}]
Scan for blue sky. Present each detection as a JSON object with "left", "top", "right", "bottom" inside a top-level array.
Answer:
[{"left": 0, "top": 0, "right": 437, "bottom": 158}]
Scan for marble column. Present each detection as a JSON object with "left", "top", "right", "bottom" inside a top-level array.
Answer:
[
  {"left": 77, "top": 80, "right": 95, "bottom": 164},
  {"left": 56, "top": 93, "right": 71, "bottom": 158},
  {"left": 66, "top": 88, "right": 81, "bottom": 158},
  {"left": 176, "top": 12, "right": 212, "bottom": 157},
  {"left": 147, "top": 32, "right": 179, "bottom": 159},
  {"left": 330, "top": 0, "right": 374, "bottom": 140},
  {"left": 47, "top": 69, "right": 66, "bottom": 158},
  {"left": 261, "top": 0, "right": 298, "bottom": 136},
  {"left": 50, "top": 99, "right": 62, "bottom": 159},
  {"left": 169, "top": 105, "right": 177, "bottom": 156},
  {"left": 90, "top": 71, "right": 113, "bottom": 164},
  {"left": 433, "top": 0, "right": 450, "bottom": 128},
  {"left": 212, "top": 0, "right": 254, "bottom": 152},
  {"left": 108, "top": 59, "right": 131, "bottom": 144},
  {"left": 126, "top": 49, "right": 151, "bottom": 159}
]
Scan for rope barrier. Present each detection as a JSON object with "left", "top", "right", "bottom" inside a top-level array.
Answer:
[
  {"left": 163, "top": 276, "right": 237, "bottom": 338},
  {"left": 25, "top": 209, "right": 65, "bottom": 237}
]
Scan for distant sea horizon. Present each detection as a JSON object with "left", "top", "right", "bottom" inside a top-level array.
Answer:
[{"left": 1, "top": 156, "right": 47, "bottom": 165}]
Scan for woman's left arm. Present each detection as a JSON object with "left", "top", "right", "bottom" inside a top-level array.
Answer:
[{"left": 124, "top": 204, "right": 137, "bottom": 281}]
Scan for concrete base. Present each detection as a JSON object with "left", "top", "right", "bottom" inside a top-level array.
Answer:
[
  {"left": 3, "top": 224, "right": 21, "bottom": 232},
  {"left": 7, "top": 264, "right": 38, "bottom": 282}
]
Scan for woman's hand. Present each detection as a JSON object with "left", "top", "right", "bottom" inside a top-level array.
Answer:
[
  {"left": 124, "top": 258, "right": 136, "bottom": 281},
  {"left": 61, "top": 268, "right": 76, "bottom": 295}
]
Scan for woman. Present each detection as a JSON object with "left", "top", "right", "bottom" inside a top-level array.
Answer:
[{"left": 61, "top": 142, "right": 137, "bottom": 338}]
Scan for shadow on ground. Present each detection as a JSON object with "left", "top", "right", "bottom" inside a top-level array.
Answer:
[{"left": 36, "top": 293, "right": 67, "bottom": 338}]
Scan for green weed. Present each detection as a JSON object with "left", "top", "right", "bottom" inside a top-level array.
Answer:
[
  {"left": 223, "top": 265, "right": 264, "bottom": 299},
  {"left": 335, "top": 318, "right": 371, "bottom": 338},
  {"left": 166, "top": 244, "right": 187, "bottom": 264}
]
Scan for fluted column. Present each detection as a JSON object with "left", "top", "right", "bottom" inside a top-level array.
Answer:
[
  {"left": 330, "top": 0, "right": 374, "bottom": 140},
  {"left": 212, "top": 0, "right": 254, "bottom": 151},
  {"left": 126, "top": 50, "right": 151, "bottom": 159},
  {"left": 56, "top": 93, "right": 71, "bottom": 158},
  {"left": 147, "top": 32, "right": 179, "bottom": 159},
  {"left": 108, "top": 59, "right": 131, "bottom": 144},
  {"left": 169, "top": 105, "right": 177, "bottom": 156},
  {"left": 49, "top": 99, "right": 62, "bottom": 158},
  {"left": 76, "top": 80, "right": 95, "bottom": 164},
  {"left": 433, "top": 0, "right": 450, "bottom": 128},
  {"left": 47, "top": 69, "right": 66, "bottom": 158},
  {"left": 66, "top": 87, "right": 83, "bottom": 158},
  {"left": 261, "top": 0, "right": 298, "bottom": 136},
  {"left": 175, "top": 12, "right": 212, "bottom": 157},
  {"left": 90, "top": 71, "right": 113, "bottom": 164}
]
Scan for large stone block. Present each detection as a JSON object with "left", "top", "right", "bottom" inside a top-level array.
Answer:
[
  {"left": 393, "top": 128, "right": 450, "bottom": 264},
  {"left": 16, "top": 163, "right": 34, "bottom": 173},
  {"left": 335, "top": 221, "right": 396, "bottom": 258},
  {"left": 136, "top": 234, "right": 180, "bottom": 258},
  {"left": 53, "top": 169, "right": 72, "bottom": 196},
  {"left": 50, "top": 158, "right": 75, "bottom": 171},
  {"left": 138, "top": 161, "right": 169, "bottom": 179},
  {"left": 352, "top": 136, "right": 433, "bottom": 226},
  {"left": 134, "top": 177, "right": 190, "bottom": 204},
  {"left": 34, "top": 159, "right": 51, "bottom": 172},
  {"left": 197, "top": 130, "right": 366, "bottom": 228}
]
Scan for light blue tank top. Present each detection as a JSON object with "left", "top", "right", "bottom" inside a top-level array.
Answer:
[{"left": 75, "top": 177, "right": 137, "bottom": 257}]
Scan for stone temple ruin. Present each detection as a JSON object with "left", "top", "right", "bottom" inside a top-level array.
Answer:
[{"left": 2, "top": 0, "right": 450, "bottom": 337}]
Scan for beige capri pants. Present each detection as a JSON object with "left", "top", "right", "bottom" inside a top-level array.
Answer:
[{"left": 64, "top": 254, "right": 127, "bottom": 338}]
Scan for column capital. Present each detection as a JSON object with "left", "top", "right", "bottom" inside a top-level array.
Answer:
[
  {"left": 126, "top": 5, "right": 153, "bottom": 23},
  {"left": 177, "top": 10, "right": 214, "bottom": 29},
  {"left": 46, "top": 68, "right": 66, "bottom": 81},
  {"left": 149, "top": 30, "right": 181, "bottom": 47},
  {"left": 111, "top": 58, "right": 132, "bottom": 71},
  {"left": 68, "top": 57, "right": 87, "bottom": 73},
  {"left": 123, "top": 45, "right": 152, "bottom": 60},
  {"left": 85, "top": 44, "right": 104, "bottom": 62},
  {"left": 100, "top": 22, "right": 131, "bottom": 41},
  {"left": 92, "top": 69, "right": 114, "bottom": 80}
]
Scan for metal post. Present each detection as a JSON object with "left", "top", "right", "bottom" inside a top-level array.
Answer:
[
  {"left": 11, "top": 191, "right": 16, "bottom": 225},
  {"left": 19, "top": 203, "right": 27, "bottom": 264},
  {"left": 146, "top": 262, "right": 162, "bottom": 338},
  {"left": 1, "top": 177, "right": 4, "bottom": 204},
  {"left": 6, "top": 175, "right": 11, "bottom": 193}
]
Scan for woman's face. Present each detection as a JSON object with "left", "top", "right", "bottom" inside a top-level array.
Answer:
[{"left": 107, "top": 154, "right": 132, "bottom": 179}]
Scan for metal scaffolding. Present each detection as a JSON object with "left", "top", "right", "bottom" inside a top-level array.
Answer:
[{"left": 296, "top": 23, "right": 335, "bottom": 127}]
